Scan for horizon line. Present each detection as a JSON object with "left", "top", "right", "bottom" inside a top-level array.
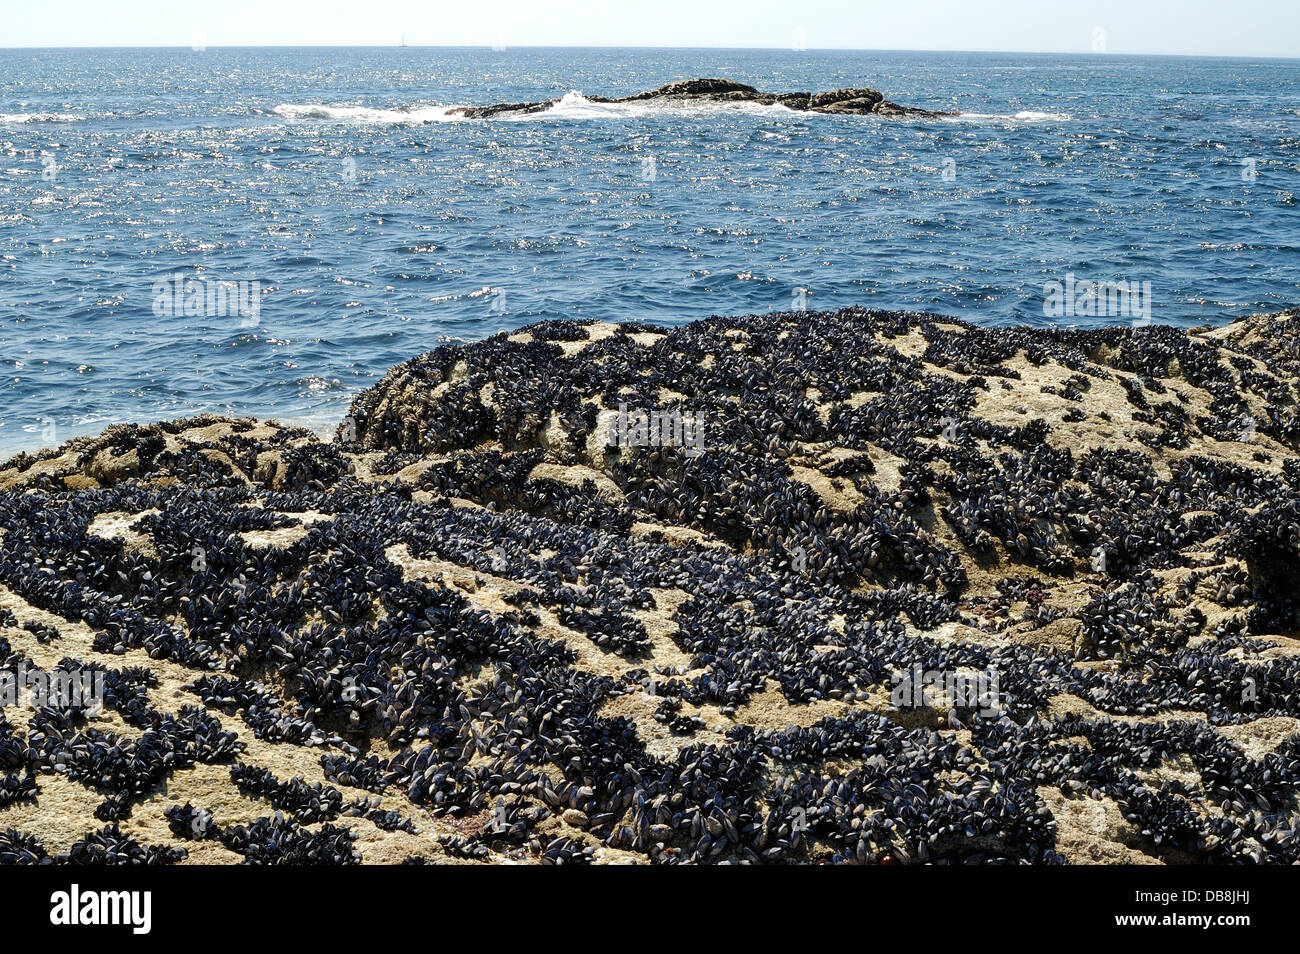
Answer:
[{"left": 2, "top": 43, "right": 1298, "bottom": 61}]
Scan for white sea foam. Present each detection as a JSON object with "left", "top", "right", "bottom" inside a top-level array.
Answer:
[
  {"left": 518, "top": 90, "right": 801, "bottom": 121},
  {"left": 273, "top": 103, "right": 464, "bottom": 123},
  {"left": 0, "top": 112, "right": 82, "bottom": 124},
  {"left": 946, "top": 110, "right": 1073, "bottom": 123},
  {"left": 274, "top": 91, "right": 804, "bottom": 125},
  {"left": 272, "top": 94, "right": 1073, "bottom": 126}
]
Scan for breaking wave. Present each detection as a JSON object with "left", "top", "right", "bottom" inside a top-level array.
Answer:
[
  {"left": 272, "top": 93, "right": 1072, "bottom": 125},
  {"left": 273, "top": 103, "right": 464, "bottom": 123},
  {"left": 946, "top": 110, "right": 1073, "bottom": 123},
  {"left": 274, "top": 91, "right": 808, "bottom": 125},
  {"left": 524, "top": 90, "right": 801, "bottom": 120},
  {"left": 0, "top": 112, "right": 83, "bottom": 124}
]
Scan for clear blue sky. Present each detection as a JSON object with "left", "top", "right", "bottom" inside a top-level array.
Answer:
[{"left": 3, "top": 0, "right": 1298, "bottom": 58}]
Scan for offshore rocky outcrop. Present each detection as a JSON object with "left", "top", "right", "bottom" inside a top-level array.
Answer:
[
  {"left": 1, "top": 308, "right": 1299, "bottom": 864},
  {"left": 450, "top": 77, "right": 954, "bottom": 118}
]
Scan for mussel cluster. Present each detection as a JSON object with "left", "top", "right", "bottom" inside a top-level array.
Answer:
[{"left": 0, "top": 307, "right": 1298, "bottom": 863}]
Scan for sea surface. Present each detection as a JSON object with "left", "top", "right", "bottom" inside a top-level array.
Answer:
[{"left": 2, "top": 47, "right": 1298, "bottom": 455}]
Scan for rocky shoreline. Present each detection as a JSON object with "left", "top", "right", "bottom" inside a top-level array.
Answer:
[
  {"left": 1, "top": 307, "right": 1299, "bottom": 864},
  {"left": 449, "top": 77, "right": 954, "bottom": 118}
]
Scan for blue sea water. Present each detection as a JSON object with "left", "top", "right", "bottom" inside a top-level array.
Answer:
[{"left": 1, "top": 46, "right": 1298, "bottom": 456}]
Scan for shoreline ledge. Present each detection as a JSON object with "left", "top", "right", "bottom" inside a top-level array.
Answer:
[
  {"left": 448, "top": 77, "right": 955, "bottom": 118},
  {"left": 2, "top": 307, "right": 1300, "bottom": 865}
]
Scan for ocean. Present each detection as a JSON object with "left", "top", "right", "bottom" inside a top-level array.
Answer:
[{"left": 1, "top": 46, "right": 1298, "bottom": 456}]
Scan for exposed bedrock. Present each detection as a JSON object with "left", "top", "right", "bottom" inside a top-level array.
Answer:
[
  {"left": 449, "top": 77, "right": 953, "bottom": 118},
  {"left": 3, "top": 308, "right": 1300, "bottom": 864}
]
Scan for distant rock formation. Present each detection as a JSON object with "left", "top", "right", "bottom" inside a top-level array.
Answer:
[{"left": 449, "top": 77, "right": 954, "bottom": 119}]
